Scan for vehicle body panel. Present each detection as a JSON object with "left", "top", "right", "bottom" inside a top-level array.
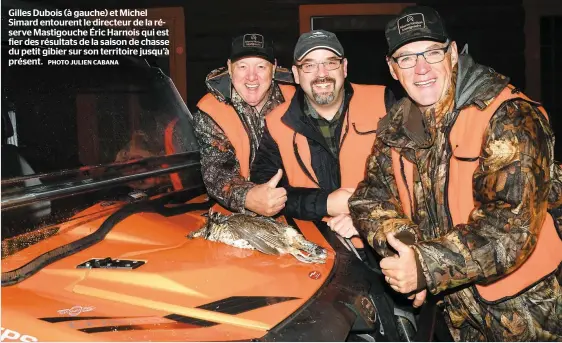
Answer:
[{"left": 2, "top": 198, "right": 337, "bottom": 341}]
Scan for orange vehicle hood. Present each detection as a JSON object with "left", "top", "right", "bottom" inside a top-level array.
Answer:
[{"left": 1, "top": 202, "right": 335, "bottom": 342}]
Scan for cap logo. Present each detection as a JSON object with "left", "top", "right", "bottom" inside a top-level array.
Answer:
[
  {"left": 397, "top": 13, "right": 425, "bottom": 34},
  {"left": 243, "top": 34, "right": 264, "bottom": 48},
  {"left": 309, "top": 31, "right": 328, "bottom": 39}
]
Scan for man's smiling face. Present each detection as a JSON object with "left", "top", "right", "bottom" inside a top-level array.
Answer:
[
  {"left": 387, "top": 40, "right": 458, "bottom": 108},
  {"left": 292, "top": 49, "right": 347, "bottom": 106},
  {"left": 228, "top": 57, "right": 275, "bottom": 109}
]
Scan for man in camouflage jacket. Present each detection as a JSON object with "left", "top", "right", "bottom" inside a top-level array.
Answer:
[
  {"left": 193, "top": 33, "right": 293, "bottom": 215},
  {"left": 349, "top": 6, "right": 562, "bottom": 341}
]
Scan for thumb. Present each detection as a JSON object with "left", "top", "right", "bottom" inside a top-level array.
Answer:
[
  {"left": 267, "top": 169, "right": 283, "bottom": 188},
  {"left": 386, "top": 232, "right": 411, "bottom": 255},
  {"left": 413, "top": 289, "right": 427, "bottom": 308}
]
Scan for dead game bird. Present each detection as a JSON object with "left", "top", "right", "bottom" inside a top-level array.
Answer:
[{"left": 187, "top": 210, "right": 328, "bottom": 264}]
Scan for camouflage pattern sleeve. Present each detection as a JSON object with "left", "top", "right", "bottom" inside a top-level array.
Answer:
[
  {"left": 349, "top": 139, "right": 421, "bottom": 257},
  {"left": 413, "top": 100, "right": 556, "bottom": 294},
  {"left": 548, "top": 163, "right": 562, "bottom": 233},
  {"left": 193, "top": 108, "right": 254, "bottom": 213}
]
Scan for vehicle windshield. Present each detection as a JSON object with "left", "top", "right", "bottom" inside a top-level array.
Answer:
[{"left": 1, "top": 57, "right": 201, "bottom": 251}]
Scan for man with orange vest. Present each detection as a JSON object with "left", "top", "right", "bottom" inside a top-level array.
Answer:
[
  {"left": 251, "top": 30, "right": 395, "bottom": 249},
  {"left": 193, "top": 33, "right": 294, "bottom": 215},
  {"left": 349, "top": 6, "right": 562, "bottom": 341}
]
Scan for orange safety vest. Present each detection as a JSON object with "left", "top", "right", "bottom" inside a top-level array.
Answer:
[
  {"left": 266, "top": 84, "right": 387, "bottom": 189},
  {"left": 198, "top": 84, "right": 296, "bottom": 179},
  {"left": 391, "top": 86, "right": 562, "bottom": 301},
  {"left": 266, "top": 84, "right": 387, "bottom": 248},
  {"left": 164, "top": 85, "right": 295, "bottom": 192},
  {"left": 166, "top": 84, "right": 295, "bottom": 214}
]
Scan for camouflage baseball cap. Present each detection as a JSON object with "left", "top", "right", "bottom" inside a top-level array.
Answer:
[{"left": 385, "top": 6, "right": 449, "bottom": 55}]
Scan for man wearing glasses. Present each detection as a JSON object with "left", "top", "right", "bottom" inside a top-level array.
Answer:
[
  {"left": 350, "top": 5, "right": 562, "bottom": 341},
  {"left": 251, "top": 30, "right": 394, "bottom": 257}
]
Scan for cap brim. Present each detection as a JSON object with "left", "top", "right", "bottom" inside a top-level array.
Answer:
[
  {"left": 388, "top": 34, "right": 448, "bottom": 55},
  {"left": 295, "top": 46, "right": 343, "bottom": 62},
  {"left": 230, "top": 51, "right": 274, "bottom": 63}
]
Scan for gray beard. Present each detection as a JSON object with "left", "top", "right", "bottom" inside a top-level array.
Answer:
[{"left": 312, "top": 90, "right": 335, "bottom": 105}]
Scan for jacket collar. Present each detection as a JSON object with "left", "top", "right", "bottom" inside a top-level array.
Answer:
[{"left": 455, "top": 54, "right": 510, "bottom": 110}]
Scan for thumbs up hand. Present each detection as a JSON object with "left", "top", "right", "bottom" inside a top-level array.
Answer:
[
  {"left": 380, "top": 233, "right": 419, "bottom": 294},
  {"left": 266, "top": 169, "right": 283, "bottom": 188},
  {"left": 245, "top": 169, "right": 287, "bottom": 216}
]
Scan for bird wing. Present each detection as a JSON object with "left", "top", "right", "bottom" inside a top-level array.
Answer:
[{"left": 232, "top": 224, "right": 280, "bottom": 255}]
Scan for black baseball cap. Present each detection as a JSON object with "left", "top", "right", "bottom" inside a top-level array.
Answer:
[
  {"left": 230, "top": 33, "right": 275, "bottom": 64},
  {"left": 293, "top": 30, "right": 344, "bottom": 62},
  {"left": 385, "top": 6, "right": 449, "bottom": 55}
]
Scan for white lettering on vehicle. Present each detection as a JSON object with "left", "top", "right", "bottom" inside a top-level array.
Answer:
[{"left": 0, "top": 328, "right": 38, "bottom": 342}]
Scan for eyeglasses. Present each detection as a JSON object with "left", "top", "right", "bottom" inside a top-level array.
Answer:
[
  {"left": 295, "top": 58, "right": 343, "bottom": 73},
  {"left": 391, "top": 43, "right": 451, "bottom": 69}
]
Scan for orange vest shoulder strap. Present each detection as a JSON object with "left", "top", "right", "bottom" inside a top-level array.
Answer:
[
  {"left": 278, "top": 84, "right": 296, "bottom": 100},
  {"left": 347, "top": 84, "right": 387, "bottom": 125},
  {"left": 196, "top": 93, "right": 251, "bottom": 178},
  {"left": 340, "top": 84, "right": 387, "bottom": 188},
  {"left": 266, "top": 85, "right": 296, "bottom": 123},
  {"left": 451, "top": 85, "right": 547, "bottom": 161},
  {"left": 266, "top": 87, "right": 318, "bottom": 188},
  {"left": 197, "top": 92, "right": 226, "bottom": 113}
]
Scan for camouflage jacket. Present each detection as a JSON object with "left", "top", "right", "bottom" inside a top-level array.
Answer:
[
  {"left": 350, "top": 54, "right": 562, "bottom": 340},
  {"left": 193, "top": 67, "right": 292, "bottom": 212}
]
